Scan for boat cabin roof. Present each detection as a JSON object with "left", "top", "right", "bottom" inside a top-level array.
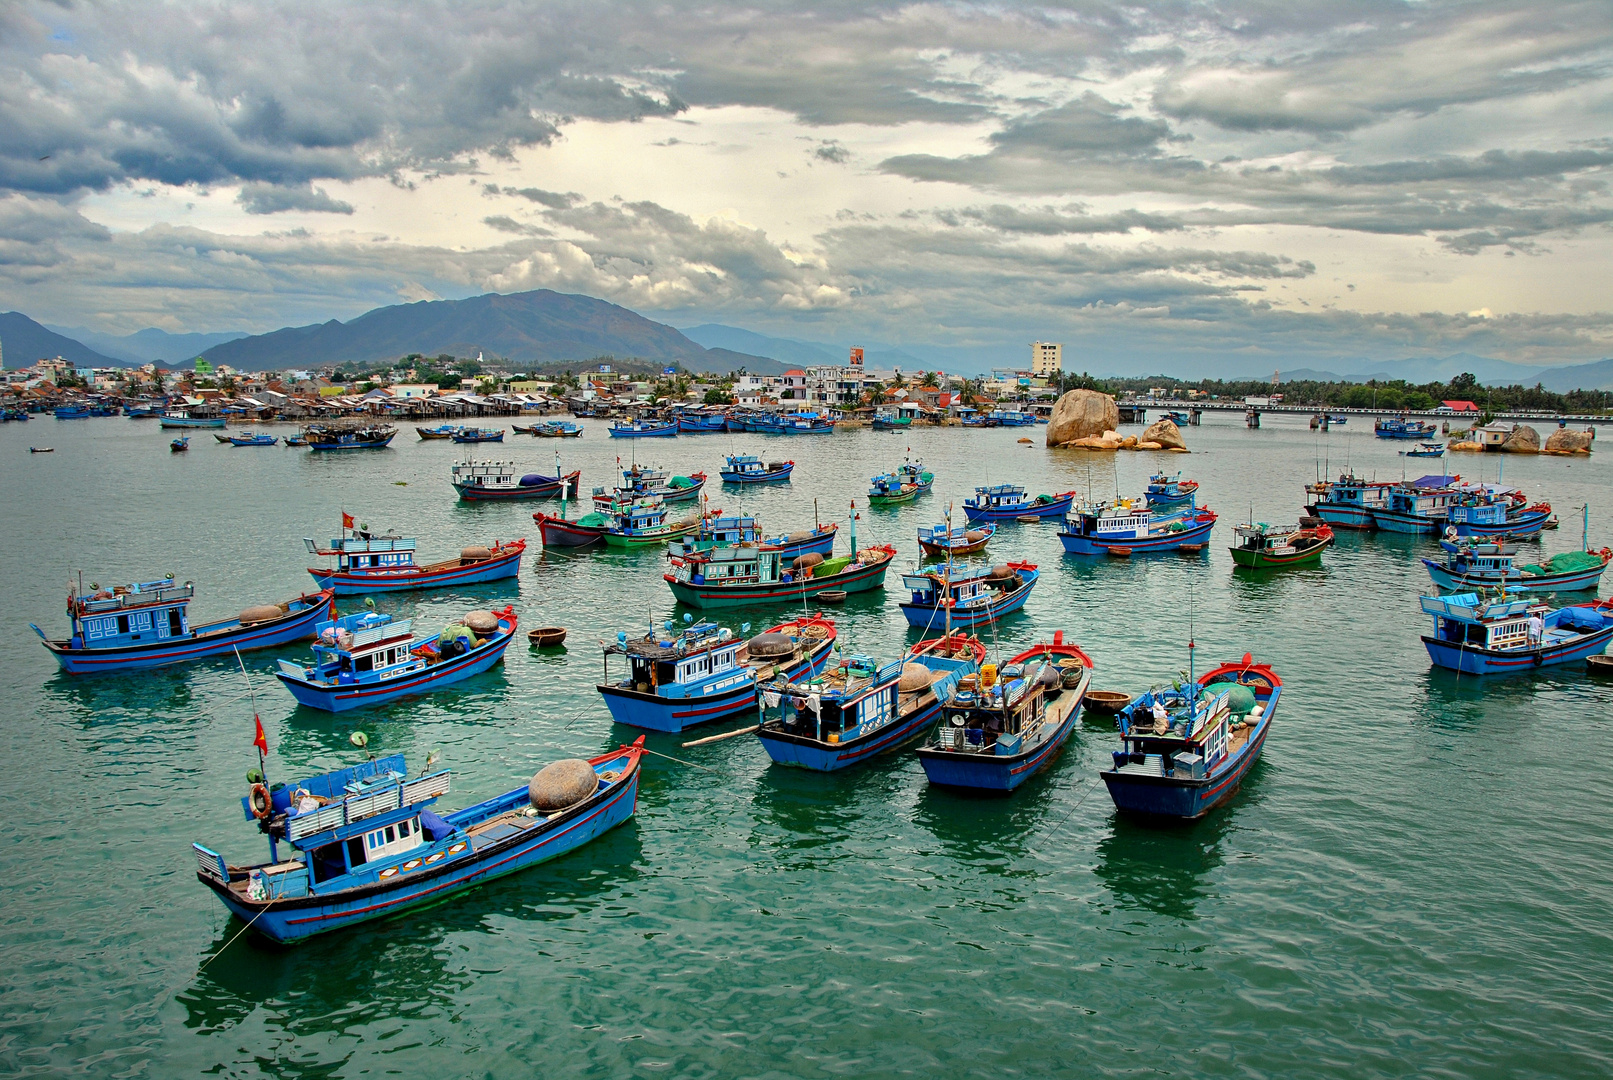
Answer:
[
  {"left": 72, "top": 577, "right": 192, "bottom": 614},
  {"left": 607, "top": 622, "right": 733, "bottom": 659},
  {"left": 307, "top": 535, "right": 416, "bottom": 555},
  {"left": 313, "top": 611, "right": 414, "bottom": 655},
  {"left": 251, "top": 753, "right": 453, "bottom": 848},
  {"left": 1420, "top": 592, "right": 1539, "bottom": 624}
]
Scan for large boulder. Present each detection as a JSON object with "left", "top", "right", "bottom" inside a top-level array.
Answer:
[
  {"left": 1046, "top": 390, "right": 1119, "bottom": 447},
  {"left": 1500, "top": 425, "right": 1540, "bottom": 453},
  {"left": 1141, "top": 418, "right": 1187, "bottom": 450},
  {"left": 1448, "top": 441, "right": 1484, "bottom": 452},
  {"left": 1544, "top": 428, "right": 1594, "bottom": 454}
]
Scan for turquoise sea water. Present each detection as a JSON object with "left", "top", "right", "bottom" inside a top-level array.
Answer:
[{"left": 1, "top": 415, "right": 1609, "bottom": 1078}]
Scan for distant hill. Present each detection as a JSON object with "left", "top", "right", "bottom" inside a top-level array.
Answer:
[
  {"left": 199, "top": 290, "right": 777, "bottom": 373},
  {"left": 680, "top": 324, "right": 839, "bottom": 369},
  {"left": 48, "top": 325, "right": 248, "bottom": 365},
  {"left": 0, "top": 311, "right": 123, "bottom": 369}
]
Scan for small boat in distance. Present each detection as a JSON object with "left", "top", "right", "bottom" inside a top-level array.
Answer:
[
  {"left": 666, "top": 542, "right": 898, "bottom": 609},
  {"left": 1402, "top": 442, "right": 1446, "bottom": 457},
  {"left": 534, "top": 420, "right": 583, "bottom": 437},
  {"left": 275, "top": 607, "right": 517, "bottom": 711},
  {"left": 915, "top": 631, "right": 1093, "bottom": 793},
  {"left": 1419, "top": 593, "right": 1613, "bottom": 674},
  {"left": 1229, "top": 521, "right": 1334, "bottom": 569},
  {"left": 719, "top": 454, "right": 794, "bottom": 484},
  {"left": 450, "top": 427, "right": 504, "bottom": 443},
  {"left": 898, "top": 561, "right": 1039, "bottom": 631},
  {"left": 225, "top": 431, "right": 279, "bottom": 447},
  {"left": 450, "top": 460, "right": 580, "bottom": 501},
  {"left": 305, "top": 423, "right": 397, "bottom": 451},
  {"left": 192, "top": 740, "right": 642, "bottom": 943},
  {"left": 962, "top": 483, "right": 1075, "bottom": 522},
  {"left": 1145, "top": 472, "right": 1199, "bottom": 507},
  {"left": 608, "top": 419, "right": 678, "bottom": 438},
  {"left": 1375, "top": 415, "right": 1438, "bottom": 439},
  {"left": 305, "top": 525, "right": 525, "bottom": 594},
  {"left": 1102, "top": 655, "right": 1281, "bottom": 820},
  {"left": 28, "top": 446, "right": 53, "bottom": 453},
  {"left": 170, "top": 437, "right": 189, "bottom": 452},
  {"left": 32, "top": 577, "right": 334, "bottom": 675},
  {"left": 416, "top": 424, "right": 460, "bottom": 440}
]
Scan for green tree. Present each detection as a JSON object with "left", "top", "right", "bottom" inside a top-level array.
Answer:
[{"left": 703, "top": 387, "right": 734, "bottom": 405}]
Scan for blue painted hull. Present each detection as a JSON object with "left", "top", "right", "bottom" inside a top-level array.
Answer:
[
  {"left": 160, "top": 415, "right": 227, "bottom": 428},
  {"left": 962, "top": 493, "right": 1073, "bottom": 522},
  {"left": 277, "top": 630, "right": 515, "bottom": 712},
  {"left": 38, "top": 592, "right": 333, "bottom": 675},
  {"left": 599, "top": 644, "right": 831, "bottom": 732},
  {"left": 1449, "top": 510, "right": 1552, "bottom": 538},
  {"left": 757, "top": 694, "right": 941, "bottom": 770},
  {"left": 916, "top": 690, "right": 1082, "bottom": 792},
  {"left": 1308, "top": 503, "right": 1378, "bottom": 529},
  {"left": 608, "top": 426, "right": 678, "bottom": 438},
  {"left": 899, "top": 574, "right": 1037, "bottom": 630},
  {"left": 206, "top": 754, "right": 640, "bottom": 943},
  {"left": 1371, "top": 508, "right": 1445, "bottom": 535},
  {"left": 1101, "top": 692, "right": 1277, "bottom": 819},
  {"left": 1058, "top": 515, "right": 1215, "bottom": 555},
  {"left": 720, "top": 464, "right": 793, "bottom": 484},
  {"left": 309, "top": 545, "right": 523, "bottom": 594},
  {"left": 1422, "top": 627, "right": 1613, "bottom": 674},
  {"left": 678, "top": 418, "right": 728, "bottom": 432},
  {"left": 1423, "top": 559, "right": 1609, "bottom": 593}
]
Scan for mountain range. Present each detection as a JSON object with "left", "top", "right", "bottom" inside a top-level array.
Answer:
[{"left": 46, "top": 325, "right": 249, "bottom": 365}]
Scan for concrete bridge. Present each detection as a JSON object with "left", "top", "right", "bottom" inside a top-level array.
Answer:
[{"left": 1116, "top": 400, "right": 1613, "bottom": 426}]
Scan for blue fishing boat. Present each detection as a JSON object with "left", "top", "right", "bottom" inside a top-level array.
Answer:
[
  {"left": 1144, "top": 472, "right": 1199, "bottom": 507},
  {"left": 676, "top": 408, "right": 730, "bottom": 433},
  {"left": 867, "top": 470, "right": 925, "bottom": 505},
  {"left": 961, "top": 483, "right": 1075, "bottom": 522},
  {"left": 32, "top": 578, "right": 334, "bottom": 675},
  {"left": 1419, "top": 593, "right": 1613, "bottom": 674},
  {"left": 1329, "top": 414, "right": 1348, "bottom": 424},
  {"left": 917, "top": 522, "right": 994, "bottom": 557},
  {"left": 719, "top": 454, "right": 794, "bottom": 484},
  {"left": 1059, "top": 504, "right": 1218, "bottom": 555},
  {"left": 451, "top": 427, "right": 504, "bottom": 443},
  {"left": 1372, "top": 479, "right": 1460, "bottom": 534},
  {"left": 1164, "top": 410, "right": 1191, "bottom": 425},
  {"left": 915, "top": 633, "right": 1093, "bottom": 792},
  {"left": 898, "top": 561, "right": 1038, "bottom": 631},
  {"left": 871, "top": 411, "right": 910, "bottom": 431},
  {"left": 534, "top": 420, "right": 583, "bottom": 438},
  {"left": 1446, "top": 490, "right": 1554, "bottom": 539},
  {"left": 306, "top": 529, "right": 525, "bottom": 594},
  {"left": 773, "top": 411, "right": 836, "bottom": 435},
  {"left": 618, "top": 464, "right": 706, "bottom": 503},
  {"left": 450, "top": 460, "right": 580, "bottom": 501},
  {"left": 305, "top": 423, "right": 397, "bottom": 450},
  {"left": 988, "top": 409, "right": 1039, "bottom": 427},
  {"left": 416, "top": 424, "right": 460, "bottom": 440},
  {"left": 668, "top": 514, "right": 836, "bottom": 560},
  {"left": 225, "top": 431, "right": 279, "bottom": 446},
  {"left": 192, "top": 739, "right": 643, "bottom": 943},
  {"left": 1423, "top": 537, "right": 1611, "bottom": 593},
  {"left": 755, "top": 642, "right": 981, "bottom": 771},
  {"left": 124, "top": 403, "right": 162, "bottom": 418},
  {"left": 170, "top": 437, "right": 189, "bottom": 452},
  {"left": 1375, "top": 416, "right": 1438, "bottom": 439},
  {"left": 54, "top": 404, "right": 92, "bottom": 419},
  {"left": 160, "top": 407, "right": 227, "bottom": 429},
  {"left": 284, "top": 434, "right": 309, "bottom": 446},
  {"left": 593, "top": 494, "right": 710, "bottom": 549},
  {"left": 1102, "top": 656, "right": 1281, "bottom": 820},
  {"left": 666, "top": 541, "right": 897, "bottom": 609},
  {"left": 1401, "top": 441, "right": 1445, "bottom": 457},
  {"left": 1, "top": 407, "right": 30, "bottom": 421},
  {"left": 1304, "top": 473, "right": 1395, "bottom": 530},
  {"left": 608, "top": 419, "right": 678, "bottom": 438},
  {"left": 275, "top": 606, "right": 517, "bottom": 711},
  {"left": 598, "top": 615, "right": 837, "bottom": 733}
]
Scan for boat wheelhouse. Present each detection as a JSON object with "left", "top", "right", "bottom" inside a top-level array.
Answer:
[
  {"left": 718, "top": 454, "right": 793, "bottom": 484},
  {"left": 962, "top": 483, "right": 1075, "bottom": 522},
  {"left": 32, "top": 577, "right": 334, "bottom": 675},
  {"left": 1059, "top": 504, "right": 1218, "bottom": 555},
  {"left": 666, "top": 542, "right": 897, "bottom": 609},
  {"left": 667, "top": 515, "right": 836, "bottom": 560},
  {"left": 591, "top": 494, "right": 706, "bottom": 548},
  {"left": 597, "top": 616, "right": 837, "bottom": 733},
  {"left": 1371, "top": 480, "right": 1460, "bottom": 534},
  {"left": 275, "top": 607, "right": 517, "bottom": 711},
  {"left": 616, "top": 464, "right": 706, "bottom": 504},
  {"left": 1102, "top": 657, "right": 1281, "bottom": 819},
  {"left": 450, "top": 460, "right": 580, "bottom": 501},
  {"left": 898, "top": 561, "right": 1038, "bottom": 631},
  {"left": 915, "top": 633, "right": 1093, "bottom": 792},
  {"left": 755, "top": 644, "right": 980, "bottom": 771},
  {"left": 1229, "top": 522, "right": 1334, "bottom": 568},
  {"left": 192, "top": 741, "right": 642, "bottom": 943},
  {"left": 305, "top": 533, "right": 525, "bottom": 594},
  {"left": 1305, "top": 473, "right": 1395, "bottom": 530}
]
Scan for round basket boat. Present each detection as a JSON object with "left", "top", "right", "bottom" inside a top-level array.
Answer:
[
  {"left": 528, "top": 627, "right": 567, "bottom": 648},
  {"left": 1084, "top": 690, "right": 1133, "bottom": 714},
  {"left": 1588, "top": 653, "right": 1613, "bottom": 676},
  {"left": 816, "top": 590, "right": 848, "bottom": 604},
  {"left": 1016, "top": 515, "right": 1041, "bottom": 524}
]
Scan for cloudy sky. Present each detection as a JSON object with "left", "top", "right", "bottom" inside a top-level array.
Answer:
[{"left": 3, "top": 0, "right": 1612, "bottom": 373}]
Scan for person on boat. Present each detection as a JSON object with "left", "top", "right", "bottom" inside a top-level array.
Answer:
[
  {"left": 1151, "top": 698, "right": 1169, "bottom": 734},
  {"left": 1527, "top": 613, "right": 1544, "bottom": 647}
]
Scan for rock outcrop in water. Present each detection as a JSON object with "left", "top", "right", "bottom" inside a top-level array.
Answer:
[
  {"left": 1140, "top": 418, "right": 1187, "bottom": 450},
  {"left": 1545, "top": 428, "right": 1594, "bottom": 454},
  {"left": 1046, "top": 390, "right": 1118, "bottom": 447},
  {"left": 1501, "top": 425, "right": 1540, "bottom": 453}
]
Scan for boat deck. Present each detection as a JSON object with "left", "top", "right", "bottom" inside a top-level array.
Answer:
[{"left": 1113, "top": 722, "right": 1255, "bottom": 776}]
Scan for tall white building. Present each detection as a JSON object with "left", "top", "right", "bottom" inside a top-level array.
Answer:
[{"left": 1031, "top": 341, "right": 1062, "bottom": 378}]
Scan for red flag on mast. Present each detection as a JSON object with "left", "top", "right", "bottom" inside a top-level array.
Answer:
[
  {"left": 253, "top": 715, "right": 269, "bottom": 755},
  {"left": 342, "top": 511, "right": 355, "bottom": 530}
]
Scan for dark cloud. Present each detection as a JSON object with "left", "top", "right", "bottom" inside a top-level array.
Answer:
[
  {"left": 814, "top": 143, "right": 851, "bottom": 165},
  {"left": 237, "top": 182, "right": 354, "bottom": 215},
  {"left": 491, "top": 186, "right": 582, "bottom": 209},
  {"left": 482, "top": 215, "right": 548, "bottom": 236},
  {"left": 989, "top": 94, "right": 1177, "bottom": 157}
]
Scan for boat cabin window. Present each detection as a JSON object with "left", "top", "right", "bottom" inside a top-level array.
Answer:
[
  {"left": 311, "top": 842, "right": 348, "bottom": 884},
  {"left": 345, "top": 836, "right": 366, "bottom": 870},
  {"left": 169, "top": 608, "right": 183, "bottom": 635},
  {"left": 117, "top": 615, "right": 129, "bottom": 635}
]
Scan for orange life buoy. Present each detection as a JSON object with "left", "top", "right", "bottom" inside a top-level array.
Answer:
[{"left": 249, "top": 783, "right": 272, "bottom": 820}]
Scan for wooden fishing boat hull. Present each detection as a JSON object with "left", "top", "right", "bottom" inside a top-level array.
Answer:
[
  {"left": 534, "top": 514, "right": 607, "bottom": 548},
  {"left": 160, "top": 415, "right": 227, "bottom": 428},
  {"left": 1448, "top": 508, "right": 1553, "bottom": 539},
  {"left": 757, "top": 693, "right": 940, "bottom": 771},
  {"left": 1306, "top": 502, "right": 1378, "bottom": 530},
  {"left": 308, "top": 433, "right": 397, "bottom": 450},
  {"left": 452, "top": 470, "right": 580, "bottom": 502},
  {"left": 33, "top": 590, "right": 335, "bottom": 675},
  {"left": 1229, "top": 534, "right": 1333, "bottom": 569},
  {"left": 665, "top": 550, "right": 895, "bottom": 609},
  {"left": 608, "top": 425, "right": 678, "bottom": 438},
  {"left": 866, "top": 487, "right": 918, "bottom": 505},
  {"left": 898, "top": 569, "right": 1038, "bottom": 630},
  {"left": 917, "top": 524, "right": 995, "bottom": 557},
  {"left": 416, "top": 427, "right": 456, "bottom": 439},
  {"left": 226, "top": 436, "right": 278, "bottom": 446},
  {"left": 450, "top": 432, "right": 504, "bottom": 443},
  {"left": 196, "top": 742, "right": 642, "bottom": 943},
  {"left": 1422, "top": 557, "right": 1609, "bottom": 593},
  {"left": 534, "top": 427, "right": 584, "bottom": 438},
  {"left": 962, "top": 492, "right": 1074, "bottom": 522},
  {"left": 276, "top": 614, "right": 518, "bottom": 712},
  {"left": 1370, "top": 508, "right": 1448, "bottom": 534},
  {"left": 720, "top": 464, "right": 793, "bottom": 484},
  {"left": 764, "top": 527, "right": 836, "bottom": 559},
  {"left": 1146, "top": 482, "right": 1198, "bottom": 506},
  {"left": 917, "top": 674, "right": 1088, "bottom": 792},
  {"left": 677, "top": 417, "right": 729, "bottom": 433},
  {"left": 309, "top": 542, "right": 525, "bottom": 594},
  {"left": 1422, "top": 624, "right": 1613, "bottom": 675},
  {"left": 1060, "top": 513, "right": 1216, "bottom": 555},
  {"left": 599, "top": 639, "right": 833, "bottom": 733},
  {"left": 601, "top": 520, "right": 701, "bottom": 548},
  {"left": 651, "top": 476, "right": 706, "bottom": 504}
]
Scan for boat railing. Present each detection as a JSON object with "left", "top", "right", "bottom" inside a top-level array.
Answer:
[
  {"left": 286, "top": 769, "right": 451, "bottom": 842},
  {"left": 348, "top": 619, "right": 413, "bottom": 648},
  {"left": 76, "top": 582, "right": 194, "bottom": 613}
]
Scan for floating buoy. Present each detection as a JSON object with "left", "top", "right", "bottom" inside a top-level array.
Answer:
[
  {"left": 349, "top": 731, "right": 369, "bottom": 748},
  {"left": 1179, "top": 544, "right": 1205, "bottom": 554},
  {"left": 1107, "top": 546, "right": 1133, "bottom": 558}
]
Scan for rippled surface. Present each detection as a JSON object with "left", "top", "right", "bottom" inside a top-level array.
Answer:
[{"left": 2, "top": 415, "right": 1609, "bottom": 1078}]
